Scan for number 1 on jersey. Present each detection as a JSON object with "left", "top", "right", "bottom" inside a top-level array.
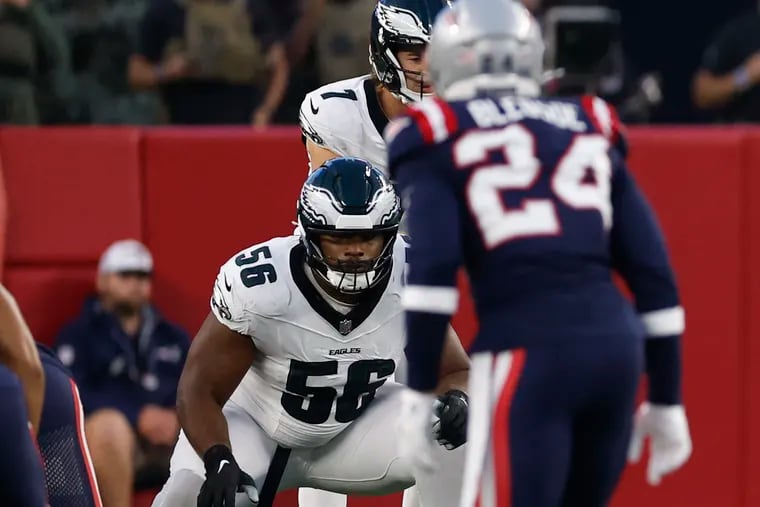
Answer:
[{"left": 454, "top": 125, "right": 613, "bottom": 250}]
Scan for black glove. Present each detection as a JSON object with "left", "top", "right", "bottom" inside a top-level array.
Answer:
[
  {"left": 198, "top": 444, "right": 259, "bottom": 507},
  {"left": 434, "top": 389, "right": 468, "bottom": 450}
]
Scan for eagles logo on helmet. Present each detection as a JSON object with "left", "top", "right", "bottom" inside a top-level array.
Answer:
[{"left": 369, "top": 0, "right": 452, "bottom": 103}]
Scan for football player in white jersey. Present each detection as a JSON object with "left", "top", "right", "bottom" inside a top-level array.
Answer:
[
  {"left": 299, "top": 0, "right": 450, "bottom": 175},
  {"left": 151, "top": 158, "right": 469, "bottom": 507},
  {"left": 300, "top": 3, "right": 455, "bottom": 505}
]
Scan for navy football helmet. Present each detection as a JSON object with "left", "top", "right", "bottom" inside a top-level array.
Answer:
[
  {"left": 297, "top": 157, "right": 402, "bottom": 294},
  {"left": 370, "top": 0, "right": 451, "bottom": 103}
]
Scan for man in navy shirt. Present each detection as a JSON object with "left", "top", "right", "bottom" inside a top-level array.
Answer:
[
  {"left": 388, "top": 1, "right": 693, "bottom": 506},
  {"left": 55, "top": 239, "right": 189, "bottom": 507}
]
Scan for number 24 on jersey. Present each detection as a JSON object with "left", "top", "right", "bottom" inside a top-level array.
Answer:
[{"left": 456, "top": 125, "right": 613, "bottom": 249}]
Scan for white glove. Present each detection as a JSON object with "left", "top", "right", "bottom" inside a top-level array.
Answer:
[
  {"left": 627, "top": 402, "right": 692, "bottom": 486},
  {"left": 397, "top": 389, "right": 439, "bottom": 473}
]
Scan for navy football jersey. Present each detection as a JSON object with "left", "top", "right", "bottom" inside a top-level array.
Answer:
[{"left": 387, "top": 94, "right": 684, "bottom": 390}]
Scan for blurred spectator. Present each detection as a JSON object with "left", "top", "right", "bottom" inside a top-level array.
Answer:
[
  {"left": 276, "top": 0, "right": 321, "bottom": 67},
  {"left": 0, "top": 0, "right": 74, "bottom": 124},
  {"left": 40, "top": 0, "right": 163, "bottom": 124},
  {"left": 127, "top": 0, "right": 289, "bottom": 125},
  {"left": 314, "top": 0, "right": 374, "bottom": 84},
  {"left": 54, "top": 239, "right": 189, "bottom": 507},
  {"left": 692, "top": 9, "right": 760, "bottom": 122},
  {"left": 267, "top": 0, "right": 322, "bottom": 124}
]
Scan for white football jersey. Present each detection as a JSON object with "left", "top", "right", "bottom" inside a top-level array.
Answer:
[
  {"left": 210, "top": 235, "right": 409, "bottom": 449},
  {"left": 299, "top": 75, "right": 389, "bottom": 175}
]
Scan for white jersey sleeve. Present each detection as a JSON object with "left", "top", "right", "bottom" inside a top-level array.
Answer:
[
  {"left": 210, "top": 238, "right": 295, "bottom": 339},
  {"left": 299, "top": 76, "right": 378, "bottom": 173},
  {"left": 299, "top": 90, "right": 354, "bottom": 158},
  {"left": 210, "top": 254, "right": 259, "bottom": 336}
]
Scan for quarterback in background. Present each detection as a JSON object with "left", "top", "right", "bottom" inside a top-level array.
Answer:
[
  {"left": 152, "top": 158, "right": 469, "bottom": 507},
  {"left": 388, "top": 1, "right": 693, "bottom": 506},
  {"left": 299, "top": 0, "right": 450, "bottom": 174}
]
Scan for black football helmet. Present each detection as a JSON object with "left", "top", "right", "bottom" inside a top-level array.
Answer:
[
  {"left": 370, "top": 0, "right": 451, "bottom": 103},
  {"left": 297, "top": 157, "right": 402, "bottom": 294}
]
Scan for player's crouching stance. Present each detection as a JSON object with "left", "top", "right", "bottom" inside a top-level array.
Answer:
[{"left": 151, "top": 157, "right": 470, "bottom": 507}]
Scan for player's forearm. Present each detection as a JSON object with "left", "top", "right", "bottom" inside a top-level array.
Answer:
[
  {"left": 11, "top": 356, "right": 44, "bottom": 436},
  {"left": 435, "top": 368, "right": 468, "bottom": 395},
  {"left": 638, "top": 304, "right": 685, "bottom": 405},
  {"left": 403, "top": 283, "right": 460, "bottom": 391},
  {"left": 645, "top": 337, "right": 683, "bottom": 405},
  {"left": 0, "top": 346, "right": 45, "bottom": 437},
  {"left": 404, "top": 312, "right": 450, "bottom": 391},
  {"left": 177, "top": 373, "right": 232, "bottom": 456},
  {"left": 0, "top": 286, "right": 44, "bottom": 434},
  {"left": 435, "top": 326, "right": 470, "bottom": 394}
]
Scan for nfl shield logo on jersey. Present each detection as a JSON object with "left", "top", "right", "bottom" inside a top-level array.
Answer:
[{"left": 339, "top": 319, "right": 353, "bottom": 335}]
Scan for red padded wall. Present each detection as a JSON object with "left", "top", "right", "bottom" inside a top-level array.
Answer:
[
  {"left": 0, "top": 146, "right": 7, "bottom": 280},
  {"left": 1, "top": 127, "right": 143, "bottom": 263},
  {"left": 142, "top": 127, "right": 309, "bottom": 331},
  {"left": 744, "top": 131, "right": 760, "bottom": 507},
  {"left": 0, "top": 127, "right": 143, "bottom": 345},
  {"left": 3, "top": 266, "right": 95, "bottom": 345},
  {"left": 611, "top": 129, "right": 745, "bottom": 507}
]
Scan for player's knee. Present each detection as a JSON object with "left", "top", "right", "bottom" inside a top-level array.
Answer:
[
  {"left": 152, "top": 469, "right": 203, "bottom": 507},
  {"left": 85, "top": 408, "right": 135, "bottom": 457}
]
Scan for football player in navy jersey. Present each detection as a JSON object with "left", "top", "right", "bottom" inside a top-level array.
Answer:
[
  {"left": 387, "top": 1, "right": 692, "bottom": 506},
  {"left": 0, "top": 284, "right": 48, "bottom": 506},
  {"left": 0, "top": 284, "right": 103, "bottom": 507},
  {"left": 37, "top": 342, "right": 103, "bottom": 507},
  {"left": 152, "top": 158, "right": 469, "bottom": 507}
]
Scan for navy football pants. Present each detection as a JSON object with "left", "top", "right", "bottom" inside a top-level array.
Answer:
[
  {"left": 38, "top": 353, "right": 102, "bottom": 507},
  {"left": 461, "top": 337, "right": 642, "bottom": 507},
  {"left": 0, "top": 364, "right": 48, "bottom": 506}
]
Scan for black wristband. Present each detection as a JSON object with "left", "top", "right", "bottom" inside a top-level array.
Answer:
[{"left": 202, "top": 444, "right": 234, "bottom": 472}]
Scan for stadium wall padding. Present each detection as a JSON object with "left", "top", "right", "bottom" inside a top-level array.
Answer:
[{"left": 0, "top": 126, "right": 757, "bottom": 507}]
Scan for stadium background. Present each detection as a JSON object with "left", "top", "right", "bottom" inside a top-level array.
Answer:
[{"left": 0, "top": 124, "right": 754, "bottom": 507}]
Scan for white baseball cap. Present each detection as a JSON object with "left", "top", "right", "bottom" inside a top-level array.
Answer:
[{"left": 98, "top": 239, "right": 153, "bottom": 274}]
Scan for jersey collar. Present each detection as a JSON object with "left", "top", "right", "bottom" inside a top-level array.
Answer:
[
  {"left": 364, "top": 79, "right": 389, "bottom": 140},
  {"left": 290, "top": 243, "right": 391, "bottom": 336}
]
